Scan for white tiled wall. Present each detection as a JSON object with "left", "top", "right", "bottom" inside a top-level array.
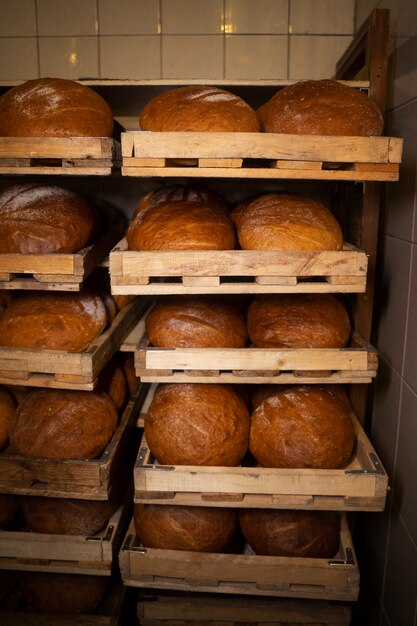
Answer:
[{"left": 0, "top": 0, "right": 354, "bottom": 81}]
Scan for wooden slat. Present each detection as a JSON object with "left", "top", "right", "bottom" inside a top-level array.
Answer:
[{"left": 0, "top": 137, "right": 115, "bottom": 159}]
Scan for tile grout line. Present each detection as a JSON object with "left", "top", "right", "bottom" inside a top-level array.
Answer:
[
  {"left": 223, "top": 0, "right": 226, "bottom": 79},
  {"left": 96, "top": 0, "right": 101, "bottom": 78},
  {"left": 34, "top": 0, "right": 41, "bottom": 78},
  {"left": 159, "top": 0, "right": 163, "bottom": 78},
  {"left": 287, "top": 0, "right": 291, "bottom": 79}
]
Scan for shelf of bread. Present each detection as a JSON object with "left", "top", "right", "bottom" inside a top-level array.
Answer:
[
  {"left": 134, "top": 407, "right": 387, "bottom": 512},
  {"left": 0, "top": 385, "right": 147, "bottom": 499},
  {"left": 110, "top": 238, "right": 368, "bottom": 296},
  {"left": 134, "top": 328, "right": 377, "bottom": 385},
  {"left": 119, "top": 513, "right": 359, "bottom": 601},
  {"left": 0, "top": 502, "right": 130, "bottom": 576},
  {"left": 121, "top": 131, "right": 402, "bottom": 182},
  {"left": 0, "top": 136, "right": 121, "bottom": 176},
  {"left": 137, "top": 591, "right": 352, "bottom": 625},
  {"left": 0, "top": 220, "right": 124, "bottom": 292},
  {"left": 0, "top": 297, "right": 148, "bottom": 390}
]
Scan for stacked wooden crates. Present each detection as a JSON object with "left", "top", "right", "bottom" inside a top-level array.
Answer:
[{"left": 110, "top": 9, "right": 398, "bottom": 623}]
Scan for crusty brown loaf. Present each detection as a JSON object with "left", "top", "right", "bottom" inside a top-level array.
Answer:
[
  {"left": 96, "top": 360, "right": 127, "bottom": 412},
  {"left": 0, "top": 77, "right": 114, "bottom": 137},
  {"left": 22, "top": 572, "right": 109, "bottom": 613},
  {"left": 20, "top": 496, "right": 118, "bottom": 535},
  {"left": 0, "top": 291, "right": 108, "bottom": 352},
  {"left": 134, "top": 185, "right": 229, "bottom": 219},
  {"left": 146, "top": 297, "right": 248, "bottom": 348},
  {"left": 134, "top": 504, "right": 237, "bottom": 552},
  {"left": 0, "top": 386, "right": 16, "bottom": 450},
  {"left": 261, "top": 79, "right": 383, "bottom": 136},
  {"left": 247, "top": 294, "right": 351, "bottom": 348},
  {"left": 239, "top": 509, "right": 340, "bottom": 558},
  {"left": 0, "top": 184, "right": 96, "bottom": 255},
  {"left": 249, "top": 385, "right": 355, "bottom": 469},
  {"left": 0, "top": 494, "right": 19, "bottom": 528},
  {"left": 236, "top": 193, "right": 343, "bottom": 250},
  {"left": 9, "top": 389, "right": 118, "bottom": 459},
  {"left": 145, "top": 383, "right": 250, "bottom": 466},
  {"left": 127, "top": 200, "right": 236, "bottom": 251},
  {"left": 139, "top": 86, "right": 260, "bottom": 132},
  {"left": 120, "top": 353, "right": 140, "bottom": 395}
]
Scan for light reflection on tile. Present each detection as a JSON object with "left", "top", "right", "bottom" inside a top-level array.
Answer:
[{"left": 39, "top": 37, "right": 99, "bottom": 79}]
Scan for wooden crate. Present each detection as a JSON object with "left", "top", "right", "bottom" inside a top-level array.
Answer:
[
  {"left": 121, "top": 131, "right": 402, "bottom": 182},
  {"left": 135, "top": 400, "right": 388, "bottom": 511},
  {"left": 135, "top": 326, "right": 378, "bottom": 385},
  {"left": 119, "top": 514, "right": 359, "bottom": 601},
  {"left": 0, "top": 136, "right": 120, "bottom": 175},
  {"left": 0, "top": 502, "right": 131, "bottom": 575},
  {"left": 0, "top": 297, "right": 148, "bottom": 390},
  {"left": 137, "top": 592, "right": 352, "bottom": 625},
  {"left": 0, "top": 221, "right": 124, "bottom": 292},
  {"left": 0, "top": 385, "right": 147, "bottom": 499},
  {"left": 110, "top": 239, "right": 368, "bottom": 296}
]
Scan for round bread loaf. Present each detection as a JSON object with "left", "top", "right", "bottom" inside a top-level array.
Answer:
[
  {"left": 126, "top": 200, "right": 236, "bottom": 251},
  {"left": 9, "top": 389, "right": 118, "bottom": 459},
  {"left": 97, "top": 360, "right": 127, "bottom": 412},
  {"left": 146, "top": 297, "right": 248, "bottom": 348},
  {"left": 0, "top": 77, "right": 114, "bottom": 137},
  {"left": 247, "top": 294, "right": 351, "bottom": 348},
  {"left": 261, "top": 79, "right": 383, "bottom": 136},
  {"left": 121, "top": 353, "right": 140, "bottom": 395},
  {"left": 134, "top": 185, "right": 229, "bottom": 219},
  {"left": 239, "top": 509, "right": 340, "bottom": 558},
  {"left": 0, "top": 494, "right": 19, "bottom": 528},
  {"left": 134, "top": 504, "right": 237, "bottom": 552},
  {"left": 249, "top": 385, "right": 355, "bottom": 469},
  {"left": 236, "top": 193, "right": 343, "bottom": 251},
  {"left": 139, "top": 86, "right": 260, "bottom": 132},
  {"left": 145, "top": 383, "right": 250, "bottom": 466},
  {"left": 0, "top": 291, "right": 108, "bottom": 352},
  {"left": 20, "top": 497, "right": 118, "bottom": 535},
  {"left": 0, "top": 184, "right": 96, "bottom": 255},
  {"left": 22, "top": 572, "right": 109, "bottom": 613},
  {"left": 0, "top": 386, "right": 16, "bottom": 450}
]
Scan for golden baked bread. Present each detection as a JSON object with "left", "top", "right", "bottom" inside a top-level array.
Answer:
[
  {"left": 97, "top": 360, "right": 127, "bottom": 412},
  {"left": 261, "top": 79, "right": 383, "bottom": 136},
  {"left": 146, "top": 297, "right": 248, "bottom": 348},
  {"left": 9, "top": 389, "right": 118, "bottom": 459},
  {"left": 0, "top": 494, "right": 19, "bottom": 528},
  {"left": 145, "top": 383, "right": 250, "bottom": 466},
  {"left": 247, "top": 294, "right": 351, "bottom": 348},
  {"left": 239, "top": 509, "right": 340, "bottom": 558},
  {"left": 134, "top": 504, "right": 237, "bottom": 552},
  {"left": 20, "top": 496, "right": 118, "bottom": 536},
  {"left": 0, "top": 386, "right": 16, "bottom": 450},
  {"left": 126, "top": 200, "right": 236, "bottom": 251},
  {"left": 249, "top": 385, "right": 355, "bottom": 469},
  {"left": 22, "top": 572, "right": 109, "bottom": 613},
  {"left": 134, "top": 185, "right": 229, "bottom": 219},
  {"left": 0, "top": 184, "right": 96, "bottom": 254},
  {"left": 236, "top": 193, "right": 343, "bottom": 251},
  {"left": 0, "top": 290, "right": 108, "bottom": 352},
  {"left": 139, "top": 86, "right": 260, "bottom": 132},
  {"left": 120, "top": 353, "right": 140, "bottom": 395},
  {"left": 0, "top": 77, "right": 114, "bottom": 137}
]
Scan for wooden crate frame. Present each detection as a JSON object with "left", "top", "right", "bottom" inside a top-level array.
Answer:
[
  {"left": 137, "top": 592, "right": 352, "bottom": 625},
  {"left": 121, "top": 130, "right": 402, "bottom": 182},
  {"left": 119, "top": 514, "right": 359, "bottom": 601},
  {"left": 0, "top": 221, "right": 124, "bottom": 292},
  {"left": 135, "top": 399, "right": 388, "bottom": 511},
  {"left": 0, "top": 385, "right": 148, "bottom": 499},
  {"left": 110, "top": 239, "right": 368, "bottom": 296},
  {"left": 0, "top": 502, "right": 131, "bottom": 575},
  {"left": 0, "top": 297, "right": 149, "bottom": 390},
  {"left": 0, "top": 136, "right": 120, "bottom": 176}
]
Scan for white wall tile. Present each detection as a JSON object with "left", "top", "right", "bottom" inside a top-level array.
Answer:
[
  {"left": 0, "top": 0, "right": 36, "bottom": 36},
  {"left": 39, "top": 37, "right": 99, "bottom": 79},
  {"left": 162, "top": 35, "right": 223, "bottom": 78},
  {"left": 226, "top": 35, "right": 287, "bottom": 79},
  {"left": 37, "top": 0, "right": 98, "bottom": 36},
  {"left": 291, "top": 0, "right": 354, "bottom": 34},
  {"left": 161, "top": 0, "right": 223, "bottom": 34},
  {"left": 0, "top": 38, "right": 38, "bottom": 79},
  {"left": 100, "top": 36, "right": 161, "bottom": 79},
  {"left": 225, "top": 0, "right": 288, "bottom": 34},
  {"left": 98, "top": 0, "right": 160, "bottom": 35},
  {"left": 289, "top": 35, "right": 352, "bottom": 79}
]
